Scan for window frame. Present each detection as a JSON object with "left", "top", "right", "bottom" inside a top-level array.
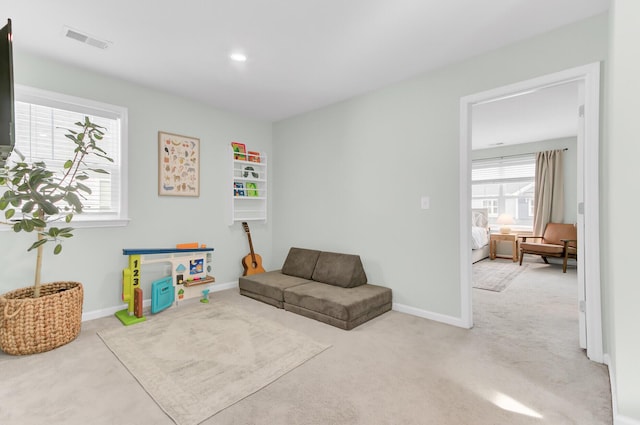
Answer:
[
  {"left": 471, "top": 154, "right": 535, "bottom": 231},
  {"left": 9, "top": 84, "right": 129, "bottom": 229}
]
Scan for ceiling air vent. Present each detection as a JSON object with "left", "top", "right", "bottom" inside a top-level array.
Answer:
[{"left": 63, "top": 26, "right": 110, "bottom": 49}]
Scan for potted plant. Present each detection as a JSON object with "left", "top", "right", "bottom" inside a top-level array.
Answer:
[{"left": 0, "top": 117, "right": 112, "bottom": 355}]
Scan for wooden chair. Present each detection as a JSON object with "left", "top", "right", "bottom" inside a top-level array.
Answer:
[{"left": 519, "top": 223, "right": 577, "bottom": 273}]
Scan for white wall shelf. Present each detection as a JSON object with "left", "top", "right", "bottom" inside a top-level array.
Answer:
[{"left": 229, "top": 147, "right": 267, "bottom": 224}]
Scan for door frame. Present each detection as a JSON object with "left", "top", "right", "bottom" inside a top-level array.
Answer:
[{"left": 458, "top": 62, "right": 603, "bottom": 363}]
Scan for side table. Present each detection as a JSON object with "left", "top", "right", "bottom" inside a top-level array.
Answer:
[{"left": 489, "top": 233, "right": 519, "bottom": 262}]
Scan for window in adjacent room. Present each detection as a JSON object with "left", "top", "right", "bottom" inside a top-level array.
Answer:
[
  {"left": 11, "top": 85, "right": 128, "bottom": 227},
  {"left": 472, "top": 154, "right": 535, "bottom": 230},
  {"left": 480, "top": 199, "right": 498, "bottom": 217}
]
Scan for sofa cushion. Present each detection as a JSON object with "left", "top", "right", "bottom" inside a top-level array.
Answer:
[
  {"left": 239, "top": 270, "right": 311, "bottom": 303},
  {"left": 284, "top": 302, "right": 391, "bottom": 331},
  {"left": 283, "top": 281, "right": 390, "bottom": 322},
  {"left": 311, "top": 251, "right": 367, "bottom": 288},
  {"left": 281, "top": 247, "right": 321, "bottom": 279}
]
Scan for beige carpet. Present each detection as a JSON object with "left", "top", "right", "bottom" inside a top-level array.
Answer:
[
  {"left": 473, "top": 259, "right": 528, "bottom": 292},
  {"left": 0, "top": 284, "right": 611, "bottom": 425},
  {"left": 97, "top": 301, "right": 330, "bottom": 425}
]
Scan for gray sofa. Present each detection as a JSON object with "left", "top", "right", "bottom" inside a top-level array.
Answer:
[{"left": 239, "top": 248, "right": 392, "bottom": 330}]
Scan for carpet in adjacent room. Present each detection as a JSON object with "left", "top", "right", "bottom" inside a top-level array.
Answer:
[{"left": 472, "top": 259, "right": 528, "bottom": 292}]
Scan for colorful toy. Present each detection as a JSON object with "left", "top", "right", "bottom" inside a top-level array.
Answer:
[
  {"left": 116, "top": 246, "right": 215, "bottom": 326},
  {"left": 200, "top": 289, "right": 210, "bottom": 303},
  {"left": 151, "top": 276, "right": 174, "bottom": 314},
  {"left": 134, "top": 288, "right": 144, "bottom": 318},
  {"left": 177, "top": 242, "right": 199, "bottom": 249},
  {"left": 116, "top": 254, "right": 147, "bottom": 325}
]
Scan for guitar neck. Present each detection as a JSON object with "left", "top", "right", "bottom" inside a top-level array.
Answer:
[
  {"left": 242, "top": 222, "right": 257, "bottom": 262},
  {"left": 247, "top": 234, "right": 256, "bottom": 262}
]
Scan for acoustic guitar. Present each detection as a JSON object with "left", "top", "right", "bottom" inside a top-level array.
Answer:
[{"left": 242, "top": 222, "right": 265, "bottom": 276}]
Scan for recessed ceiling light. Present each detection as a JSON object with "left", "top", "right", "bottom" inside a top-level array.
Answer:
[{"left": 229, "top": 53, "right": 247, "bottom": 62}]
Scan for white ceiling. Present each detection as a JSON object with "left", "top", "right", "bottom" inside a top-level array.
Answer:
[
  {"left": 3, "top": 1, "right": 609, "bottom": 124},
  {"left": 472, "top": 81, "right": 580, "bottom": 150}
]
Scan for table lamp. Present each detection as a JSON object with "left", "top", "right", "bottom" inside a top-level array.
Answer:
[{"left": 497, "top": 214, "right": 515, "bottom": 234}]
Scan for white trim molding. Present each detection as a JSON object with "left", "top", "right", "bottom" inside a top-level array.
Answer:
[
  {"left": 616, "top": 413, "right": 640, "bottom": 425},
  {"left": 459, "top": 62, "right": 603, "bottom": 362},
  {"left": 393, "top": 303, "right": 468, "bottom": 328},
  {"left": 605, "top": 355, "right": 640, "bottom": 425}
]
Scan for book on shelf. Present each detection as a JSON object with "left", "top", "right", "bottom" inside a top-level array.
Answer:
[
  {"left": 243, "top": 166, "right": 259, "bottom": 179},
  {"left": 246, "top": 182, "right": 258, "bottom": 197},
  {"left": 248, "top": 151, "right": 261, "bottom": 163},
  {"left": 234, "top": 181, "right": 245, "bottom": 196},
  {"left": 231, "top": 142, "right": 247, "bottom": 160}
]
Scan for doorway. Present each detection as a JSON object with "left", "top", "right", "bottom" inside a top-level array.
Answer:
[{"left": 458, "top": 63, "right": 603, "bottom": 363}]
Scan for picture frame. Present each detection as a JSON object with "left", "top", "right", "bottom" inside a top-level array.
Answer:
[
  {"left": 158, "top": 131, "right": 200, "bottom": 197},
  {"left": 234, "top": 181, "right": 245, "bottom": 197},
  {"left": 190, "top": 258, "right": 204, "bottom": 275},
  {"left": 248, "top": 151, "right": 261, "bottom": 163},
  {"left": 231, "top": 142, "right": 247, "bottom": 160},
  {"left": 246, "top": 182, "right": 258, "bottom": 197}
]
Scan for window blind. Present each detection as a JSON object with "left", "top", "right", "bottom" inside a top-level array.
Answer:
[
  {"left": 14, "top": 99, "right": 122, "bottom": 217},
  {"left": 472, "top": 153, "right": 536, "bottom": 227},
  {"left": 472, "top": 154, "right": 535, "bottom": 183}
]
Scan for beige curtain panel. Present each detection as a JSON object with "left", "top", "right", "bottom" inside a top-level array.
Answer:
[{"left": 533, "top": 150, "right": 564, "bottom": 235}]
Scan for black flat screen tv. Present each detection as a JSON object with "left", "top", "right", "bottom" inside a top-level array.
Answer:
[{"left": 0, "top": 19, "right": 14, "bottom": 167}]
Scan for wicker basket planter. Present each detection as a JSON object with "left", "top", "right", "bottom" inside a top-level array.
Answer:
[{"left": 0, "top": 281, "right": 83, "bottom": 355}]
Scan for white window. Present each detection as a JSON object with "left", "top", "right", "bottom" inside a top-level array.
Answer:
[
  {"left": 481, "top": 199, "right": 498, "bottom": 217},
  {"left": 528, "top": 198, "right": 535, "bottom": 217},
  {"left": 472, "top": 154, "right": 535, "bottom": 229},
  {"left": 12, "top": 85, "right": 128, "bottom": 227}
]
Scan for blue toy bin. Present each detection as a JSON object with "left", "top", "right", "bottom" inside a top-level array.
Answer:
[{"left": 151, "top": 276, "right": 174, "bottom": 314}]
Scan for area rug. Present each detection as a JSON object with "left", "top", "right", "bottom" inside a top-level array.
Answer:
[
  {"left": 98, "top": 301, "right": 330, "bottom": 425},
  {"left": 473, "top": 260, "right": 529, "bottom": 292}
]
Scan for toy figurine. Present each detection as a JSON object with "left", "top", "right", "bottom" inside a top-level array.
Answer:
[{"left": 200, "top": 289, "right": 210, "bottom": 303}]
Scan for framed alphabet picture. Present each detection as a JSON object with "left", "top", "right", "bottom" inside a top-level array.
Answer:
[{"left": 158, "top": 131, "right": 200, "bottom": 197}]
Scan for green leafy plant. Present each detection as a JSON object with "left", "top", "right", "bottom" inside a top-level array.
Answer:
[{"left": 0, "top": 117, "right": 112, "bottom": 297}]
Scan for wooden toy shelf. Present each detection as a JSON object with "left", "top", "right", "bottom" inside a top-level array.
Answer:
[
  {"left": 184, "top": 276, "right": 216, "bottom": 287},
  {"left": 116, "top": 247, "right": 215, "bottom": 326}
]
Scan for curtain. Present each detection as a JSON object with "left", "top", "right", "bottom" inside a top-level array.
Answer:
[{"left": 533, "top": 150, "right": 564, "bottom": 235}]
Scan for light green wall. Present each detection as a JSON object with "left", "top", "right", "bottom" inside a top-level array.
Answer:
[
  {"left": 472, "top": 137, "right": 579, "bottom": 224},
  {"left": 273, "top": 14, "right": 608, "bottom": 318},
  {"left": 607, "top": 0, "right": 640, "bottom": 420},
  {"left": 0, "top": 51, "right": 273, "bottom": 313}
]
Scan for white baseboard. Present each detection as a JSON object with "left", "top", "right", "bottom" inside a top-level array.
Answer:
[
  {"left": 604, "top": 354, "right": 640, "bottom": 425},
  {"left": 81, "top": 280, "right": 239, "bottom": 322},
  {"left": 392, "top": 303, "right": 468, "bottom": 328},
  {"left": 617, "top": 414, "right": 640, "bottom": 425}
]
